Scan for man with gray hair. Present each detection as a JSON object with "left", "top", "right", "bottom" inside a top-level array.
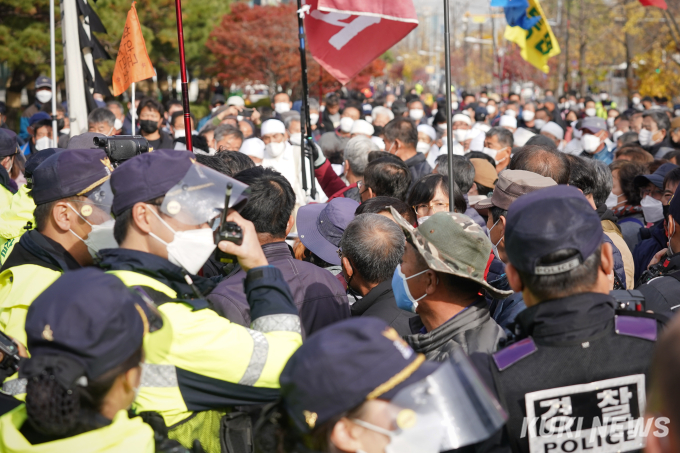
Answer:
[
  {"left": 87, "top": 107, "right": 117, "bottom": 136},
  {"left": 340, "top": 213, "right": 416, "bottom": 336},
  {"left": 106, "top": 101, "right": 125, "bottom": 134},
  {"left": 214, "top": 124, "right": 244, "bottom": 152},
  {"left": 371, "top": 106, "right": 395, "bottom": 128},
  {"left": 328, "top": 136, "right": 379, "bottom": 202}
]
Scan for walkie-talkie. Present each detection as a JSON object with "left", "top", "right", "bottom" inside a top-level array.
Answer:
[
  {"left": 214, "top": 183, "right": 243, "bottom": 264},
  {"left": 0, "top": 331, "right": 20, "bottom": 374}
]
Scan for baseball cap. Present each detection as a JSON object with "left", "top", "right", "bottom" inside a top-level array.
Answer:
[
  {"left": 68, "top": 132, "right": 105, "bottom": 149},
  {"left": 389, "top": 207, "right": 512, "bottom": 299},
  {"left": 31, "top": 148, "right": 113, "bottom": 205},
  {"left": 280, "top": 317, "right": 439, "bottom": 432},
  {"left": 579, "top": 117, "right": 607, "bottom": 133},
  {"left": 0, "top": 129, "right": 18, "bottom": 158},
  {"left": 29, "top": 111, "right": 51, "bottom": 127},
  {"left": 470, "top": 158, "right": 498, "bottom": 188},
  {"left": 505, "top": 185, "right": 604, "bottom": 275},
  {"left": 634, "top": 162, "right": 678, "bottom": 190},
  {"left": 540, "top": 121, "right": 564, "bottom": 141},
  {"left": 22, "top": 268, "right": 160, "bottom": 385},
  {"left": 226, "top": 95, "right": 245, "bottom": 107},
  {"left": 35, "top": 75, "right": 52, "bottom": 89},
  {"left": 210, "top": 94, "right": 226, "bottom": 106},
  {"left": 24, "top": 148, "right": 63, "bottom": 187},
  {"left": 298, "top": 198, "right": 359, "bottom": 266},
  {"left": 474, "top": 170, "right": 557, "bottom": 211}
]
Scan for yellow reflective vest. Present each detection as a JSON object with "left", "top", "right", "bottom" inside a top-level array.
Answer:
[
  {"left": 0, "top": 185, "right": 36, "bottom": 265},
  {"left": 0, "top": 405, "right": 154, "bottom": 453},
  {"left": 109, "top": 269, "right": 302, "bottom": 453}
]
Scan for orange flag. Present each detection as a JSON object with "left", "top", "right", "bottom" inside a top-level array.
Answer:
[{"left": 112, "top": 2, "right": 154, "bottom": 96}]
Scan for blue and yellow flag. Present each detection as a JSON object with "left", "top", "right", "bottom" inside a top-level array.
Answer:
[{"left": 504, "top": 0, "right": 560, "bottom": 73}]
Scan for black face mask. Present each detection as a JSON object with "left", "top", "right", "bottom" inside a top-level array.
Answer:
[
  {"left": 57, "top": 118, "right": 65, "bottom": 130},
  {"left": 139, "top": 120, "right": 159, "bottom": 134}
]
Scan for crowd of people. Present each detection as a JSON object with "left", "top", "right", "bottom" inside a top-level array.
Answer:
[{"left": 0, "top": 76, "right": 680, "bottom": 453}]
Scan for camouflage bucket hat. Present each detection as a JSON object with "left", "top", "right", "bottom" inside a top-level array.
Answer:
[{"left": 389, "top": 207, "right": 513, "bottom": 300}]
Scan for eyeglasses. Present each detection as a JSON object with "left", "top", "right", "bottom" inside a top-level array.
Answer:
[
  {"left": 413, "top": 201, "right": 450, "bottom": 216},
  {"left": 640, "top": 187, "right": 664, "bottom": 198},
  {"left": 357, "top": 180, "right": 368, "bottom": 193}
]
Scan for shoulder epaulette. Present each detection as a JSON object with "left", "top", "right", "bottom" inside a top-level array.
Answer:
[
  {"left": 614, "top": 314, "right": 657, "bottom": 341},
  {"left": 492, "top": 337, "right": 537, "bottom": 371}
]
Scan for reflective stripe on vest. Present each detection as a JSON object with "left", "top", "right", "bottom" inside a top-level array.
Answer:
[
  {"left": 251, "top": 314, "right": 301, "bottom": 334},
  {"left": 1, "top": 378, "right": 26, "bottom": 396},
  {"left": 141, "top": 364, "right": 178, "bottom": 388}
]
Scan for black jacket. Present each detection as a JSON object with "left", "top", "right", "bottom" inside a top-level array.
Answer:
[
  {"left": 471, "top": 292, "right": 662, "bottom": 453},
  {"left": 637, "top": 251, "right": 680, "bottom": 319},
  {"left": 404, "top": 152, "right": 432, "bottom": 185},
  {"left": 1, "top": 230, "right": 81, "bottom": 273},
  {"left": 350, "top": 280, "right": 417, "bottom": 337}
]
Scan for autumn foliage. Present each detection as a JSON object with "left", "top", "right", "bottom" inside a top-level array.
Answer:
[{"left": 207, "top": 3, "right": 385, "bottom": 96}]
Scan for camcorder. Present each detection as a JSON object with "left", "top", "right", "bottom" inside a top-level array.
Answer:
[
  {"left": 94, "top": 136, "right": 150, "bottom": 166},
  {"left": 214, "top": 183, "right": 243, "bottom": 264},
  {"left": 0, "top": 330, "right": 21, "bottom": 374}
]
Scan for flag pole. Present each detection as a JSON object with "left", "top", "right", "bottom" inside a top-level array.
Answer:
[
  {"left": 444, "top": 0, "right": 455, "bottom": 212},
  {"left": 174, "top": 0, "right": 193, "bottom": 151},
  {"left": 296, "top": 0, "right": 316, "bottom": 200},
  {"left": 131, "top": 83, "right": 136, "bottom": 134},
  {"left": 50, "top": 0, "right": 58, "bottom": 144}
]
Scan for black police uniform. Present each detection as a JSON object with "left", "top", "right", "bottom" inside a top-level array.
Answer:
[
  {"left": 472, "top": 292, "right": 661, "bottom": 453},
  {"left": 636, "top": 251, "right": 680, "bottom": 320}
]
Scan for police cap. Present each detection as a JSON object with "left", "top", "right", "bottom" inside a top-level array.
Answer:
[
  {"left": 30, "top": 148, "right": 113, "bottom": 205},
  {"left": 505, "top": 185, "right": 604, "bottom": 276},
  {"left": 110, "top": 149, "right": 194, "bottom": 216},
  {"left": 279, "top": 317, "right": 438, "bottom": 433},
  {"left": 0, "top": 129, "right": 19, "bottom": 158},
  {"left": 23, "top": 268, "right": 160, "bottom": 383}
]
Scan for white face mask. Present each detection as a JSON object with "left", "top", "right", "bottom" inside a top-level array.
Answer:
[
  {"left": 452, "top": 101, "right": 459, "bottom": 110},
  {"left": 605, "top": 192, "right": 621, "bottom": 209},
  {"left": 632, "top": 97, "right": 641, "bottom": 105},
  {"left": 585, "top": 108, "right": 597, "bottom": 117},
  {"left": 637, "top": 129, "right": 651, "bottom": 146},
  {"left": 148, "top": 207, "right": 216, "bottom": 274},
  {"left": 612, "top": 130, "right": 624, "bottom": 142},
  {"left": 533, "top": 119, "right": 547, "bottom": 130},
  {"left": 174, "top": 129, "right": 186, "bottom": 139},
  {"left": 60, "top": 128, "right": 70, "bottom": 135},
  {"left": 274, "top": 102, "right": 291, "bottom": 114},
  {"left": 36, "top": 90, "right": 52, "bottom": 104},
  {"left": 67, "top": 205, "right": 117, "bottom": 258},
  {"left": 409, "top": 109, "right": 424, "bottom": 121},
  {"left": 521, "top": 110, "right": 535, "bottom": 122},
  {"left": 436, "top": 123, "right": 446, "bottom": 131},
  {"left": 417, "top": 215, "right": 430, "bottom": 226},
  {"left": 486, "top": 105, "right": 496, "bottom": 115},
  {"left": 265, "top": 141, "right": 286, "bottom": 158},
  {"left": 577, "top": 102, "right": 585, "bottom": 110},
  {"left": 416, "top": 141, "right": 430, "bottom": 153},
  {"left": 385, "top": 101, "right": 393, "bottom": 108},
  {"left": 675, "top": 110, "right": 680, "bottom": 118},
  {"left": 310, "top": 113, "right": 319, "bottom": 125},
  {"left": 600, "top": 93, "right": 609, "bottom": 100},
  {"left": 339, "top": 117, "right": 354, "bottom": 133},
  {"left": 289, "top": 134, "right": 301, "bottom": 146},
  {"left": 607, "top": 117, "right": 616, "bottom": 128},
  {"left": 581, "top": 134, "right": 602, "bottom": 153},
  {"left": 640, "top": 195, "right": 664, "bottom": 224},
  {"left": 453, "top": 129, "right": 468, "bottom": 143},
  {"left": 114, "top": 118, "right": 123, "bottom": 131},
  {"left": 480, "top": 97, "right": 488, "bottom": 104},
  {"left": 35, "top": 136, "right": 53, "bottom": 151},
  {"left": 505, "top": 109, "right": 517, "bottom": 118}
]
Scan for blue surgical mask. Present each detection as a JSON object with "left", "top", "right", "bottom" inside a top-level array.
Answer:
[{"left": 391, "top": 264, "right": 429, "bottom": 313}]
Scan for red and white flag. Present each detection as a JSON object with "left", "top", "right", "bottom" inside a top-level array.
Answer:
[{"left": 303, "top": 0, "right": 418, "bottom": 85}]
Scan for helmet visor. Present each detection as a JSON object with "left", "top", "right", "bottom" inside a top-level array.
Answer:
[{"left": 160, "top": 162, "right": 250, "bottom": 225}]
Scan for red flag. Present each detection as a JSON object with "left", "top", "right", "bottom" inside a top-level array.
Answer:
[
  {"left": 638, "top": 0, "right": 667, "bottom": 8},
  {"left": 112, "top": 2, "right": 155, "bottom": 96},
  {"left": 303, "top": 0, "right": 418, "bottom": 85}
]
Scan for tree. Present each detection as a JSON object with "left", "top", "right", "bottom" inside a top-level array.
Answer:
[{"left": 206, "top": 3, "right": 385, "bottom": 98}]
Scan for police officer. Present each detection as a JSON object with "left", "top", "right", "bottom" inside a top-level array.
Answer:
[
  {"left": 255, "top": 317, "right": 507, "bottom": 453},
  {"left": 637, "top": 184, "right": 680, "bottom": 319},
  {"left": 0, "top": 129, "right": 19, "bottom": 207},
  {"left": 98, "top": 150, "right": 302, "bottom": 453},
  {"left": 0, "top": 148, "right": 114, "bottom": 352},
  {"left": 0, "top": 269, "right": 166, "bottom": 452},
  {"left": 0, "top": 148, "right": 59, "bottom": 265},
  {"left": 472, "top": 185, "right": 662, "bottom": 453}
]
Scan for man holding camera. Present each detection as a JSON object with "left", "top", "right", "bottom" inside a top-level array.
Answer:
[{"left": 97, "top": 150, "right": 302, "bottom": 453}]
